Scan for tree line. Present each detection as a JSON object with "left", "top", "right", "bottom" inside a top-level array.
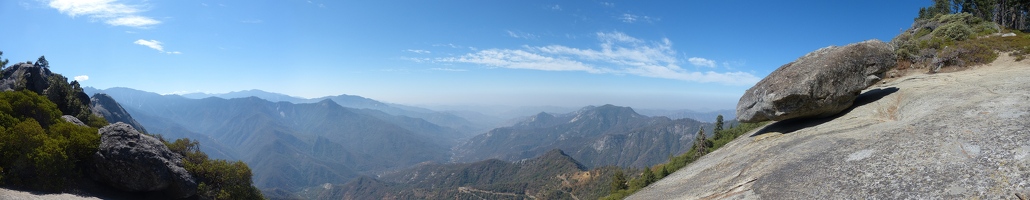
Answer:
[{"left": 920, "top": 0, "right": 1030, "bottom": 30}]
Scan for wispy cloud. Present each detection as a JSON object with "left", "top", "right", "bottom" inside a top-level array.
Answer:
[
  {"left": 47, "top": 0, "right": 161, "bottom": 28},
  {"left": 74, "top": 75, "right": 89, "bottom": 81},
  {"left": 134, "top": 39, "right": 181, "bottom": 54},
  {"left": 506, "top": 30, "right": 538, "bottom": 39},
  {"left": 619, "top": 13, "right": 659, "bottom": 23},
  {"left": 435, "top": 31, "right": 759, "bottom": 85},
  {"left": 430, "top": 68, "right": 468, "bottom": 72},
  {"left": 406, "top": 49, "right": 431, "bottom": 54},
  {"left": 600, "top": 2, "right": 615, "bottom": 7},
  {"left": 549, "top": 4, "right": 562, "bottom": 11},
  {"left": 134, "top": 39, "right": 164, "bottom": 51},
  {"left": 688, "top": 57, "right": 717, "bottom": 68}
]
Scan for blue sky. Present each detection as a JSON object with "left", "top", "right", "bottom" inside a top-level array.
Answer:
[{"left": 0, "top": 0, "right": 927, "bottom": 110}]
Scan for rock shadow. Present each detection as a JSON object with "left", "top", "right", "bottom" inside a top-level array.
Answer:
[{"left": 751, "top": 87, "right": 899, "bottom": 136}]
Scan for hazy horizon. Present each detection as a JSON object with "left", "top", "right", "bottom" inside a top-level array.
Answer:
[{"left": 2, "top": 0, "right": 925, "bottom": 111}]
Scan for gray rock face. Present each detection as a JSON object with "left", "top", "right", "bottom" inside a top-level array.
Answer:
[
  {"left": 630, "top": 55, "right": 1030, "bottom": 199},
  {"left": 736, "top": 40, "right": 896, "bottom": 122},
  {"left": 91, "top": 122, "right": 196, "bottom": 199},
  {"left": 61, "top": 115, "right": 86, "bottom": 126},
  {"left": 0, "top": 63, "right": 53, "bottom": 93},
  {"left": 91, "top": 93, "right": 148, "bottom": 133}
]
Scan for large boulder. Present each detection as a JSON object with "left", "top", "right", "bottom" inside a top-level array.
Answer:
[
  {"left": 736, "top": 40, "right": 896, "bottom": 122},
  {"left": 91, "top": 93, "right": 148, "bottom": 133},
  {"left": 91, "top": 122, "right": 196, "bottom": 199}
]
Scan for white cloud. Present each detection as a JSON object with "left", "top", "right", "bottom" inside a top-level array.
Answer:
[
  {"left": 48, "top": 0, "right": 161, "bottom": 28},
  {"left": 439, "top": 49, "right": 601, "bottom": 73},
  {"left": 106, "top": 16, "right": 160, "bottom": 27},
  {"left": 435, "top": 31, "right": 759, "bottom": 85},
  {"left": 73, "top": 75, "right": 89, "bottom": 81},
  {"left": 688, "top": 57, "right": 717, "bottom": 68},
  {"left": 134, "top": 39, "right": 182, "bottom": 54},
  {"left": 506, "top": 30, "right": 538, "bottom": 39},
  {"left": 601, "top": 2, "right": 615, "bottom": 7},
  {"left": 134, "top": 39, "right": 163, "bottom": 51},
  {"left": 619, "top": 13, "right": 659, "bottom": 23},
  {"left": 406, "top": 49, "right": 431, "bottom": 54},
  {"left": 550, "top": 5, "right": 561, "bottom": 11}
]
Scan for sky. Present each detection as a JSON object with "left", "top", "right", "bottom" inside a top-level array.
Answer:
[{"left": 0, "top": 0, "right": 928, "bottom": 110}]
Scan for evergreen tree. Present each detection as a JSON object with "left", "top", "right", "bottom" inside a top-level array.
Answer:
[
  {"left": 609, "top": 169, "right": 628, "bottom": 192},
  {"left": 694, "top": 127, "right": 709, "bottom": 158},
  {"left": 640, "top": 167, "right": 657, "bottom": 186},
  {"left": 714, "top": 115, "right": 724, "bottom": 134},
  {"left": 35, "top": 56, "right": 48, "bottom": 69},
  {"left": 0, "top": 51, "right": 8, "bottom": 69}
]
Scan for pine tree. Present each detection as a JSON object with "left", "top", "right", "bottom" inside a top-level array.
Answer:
[
  {"left": 694, "top": 127, "right": 709, "bottom": 158},
  {"left": 714, "top": 115, "right": 724, "bottom": 134},
  {"left": 641, "top": 167, "right": 657, "bottom": 186},
  {"left": 609, "top": 169, "right": 628, "bottom": 192}
]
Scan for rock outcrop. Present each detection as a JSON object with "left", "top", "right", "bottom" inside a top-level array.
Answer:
[
  {"left": 91, "top": 123, "right": 196, "bottom": 199},
  {"left": 630, "top": 55, "right": 1030, "bottom": 199},
  {"left": 62, "top": 115, "right": 86, "bottom": 126},
  {"left": 736, "top": 40, "right": 896, "bottom": 122},
  {"left": 91, "top": 93, "right": 148, "bottom": 133},
  {"left": 0, "top": 63, "right": 53, "bottom": 93}
]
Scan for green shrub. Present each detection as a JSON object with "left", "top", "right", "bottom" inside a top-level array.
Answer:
[
  {"left": 933, "top": 23, "right": 973, "bottom": 41},
  {"left": 0, "top": 90, "right": 100, "bottom": 192},
  {"left": 166, "top": 138, "right": 264, "bottom": 200}
]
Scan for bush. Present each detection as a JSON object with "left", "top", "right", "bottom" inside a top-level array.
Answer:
[
  {"left": 0, "top": 91, "right": 100, "bottom": 192},
  {"left": 936, "top": 41, "right": 997, "bottom": 68},
  {"left": 933, "top": 23, "right": 973, "bottom": 41},
  {"left": 166, "top": 138, "right": 263, "bottom": 200}
]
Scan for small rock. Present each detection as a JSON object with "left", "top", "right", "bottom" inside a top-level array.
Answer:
[
  {"left": 61, "top": 115, "right": 86, "bottom": 126},
  {"left": 1002, "top": 33, "right": 1017, "bottom": 37}
]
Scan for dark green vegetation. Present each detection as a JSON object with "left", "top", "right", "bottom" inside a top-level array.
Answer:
[
  {"left": 165, "top": 138, "right": 264, "bottom": 199},
  {"left": 895, "top": 0, "right": 1030, "bottom": 72},
  {"left": 0, "top": 56, "right": 107, "bottom": 192},
  {"left": 0, "top": 90, "right": 101, "bottom": 192},
  {"left": 603, "top": 119, "right": 767, "bottom": 200}
]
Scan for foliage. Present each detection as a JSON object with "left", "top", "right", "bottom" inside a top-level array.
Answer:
[
  {"left": 714, "top": 115, "right": 724, "bottom": 133},
  {"left": 0, "top": 91, "right": 99, "bottom": 192},
  {"left": 43, "top": 74, "right": 96, "bottom": 126},
  {"left": 0, "top": 51, "right": 8, "bottom": 70},
  {"left": 609, "top": 169, "right": 627, "bottom": 192},
  {"left": 917, "top": 0, "right": 954, "bottom": 20},
  {"left": 602, "top": 120, "right": 767, "bottom": 200},
  {"left": 166, "top": 138, "right": 264, "bottom": 200},
  {"left": 34, "top": 56, "right": 48, "bottom": 69}
]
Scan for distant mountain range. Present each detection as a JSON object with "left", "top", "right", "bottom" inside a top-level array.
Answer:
[
  {"left": 84, "top": 87, "right": 466, "bottom": 192},
  {"left": 453, "top": 104, "right": 714, "bottom": 168},
  {"left": 82, "top": 87, "right": 726, "bottom": 198}
]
